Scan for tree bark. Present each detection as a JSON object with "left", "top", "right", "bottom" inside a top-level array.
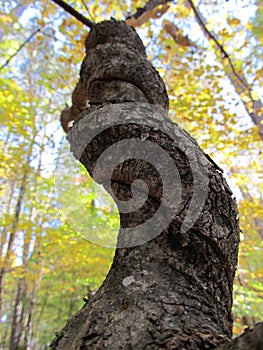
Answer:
[
  {"left": 215, "top": 322, "right": 263, "bottom": 350},
  {"left": 51, "top": 20, "right": 243, "bottom": 349}
]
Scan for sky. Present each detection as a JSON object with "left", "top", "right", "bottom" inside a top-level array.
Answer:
[{"left": 3, "top": 0, "right": 261, "bottom": 236}]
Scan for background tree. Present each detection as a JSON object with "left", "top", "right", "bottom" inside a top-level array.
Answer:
[{"left": 0, "top": 0, "right": 262, "bottom": 349}]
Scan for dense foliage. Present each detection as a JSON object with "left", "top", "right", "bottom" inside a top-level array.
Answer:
[{"left": 0, "top": 0, "right": 262, "bottom": 349}]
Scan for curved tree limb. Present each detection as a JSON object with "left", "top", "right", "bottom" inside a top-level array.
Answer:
[{"left": 51, "top": 20, "right": 240, "bottom": 349}]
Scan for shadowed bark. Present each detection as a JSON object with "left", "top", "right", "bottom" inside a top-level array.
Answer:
[{"left": 215, "top": 322, "right": 263, "bottom": 350}]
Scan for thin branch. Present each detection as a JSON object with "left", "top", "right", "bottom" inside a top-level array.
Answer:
[
  {"left": 50, "top": 0, "right": 94, "bottom": 28},
  {"left": 40, "top": 29, "right": 71, "bottom": 45},
  {"left": 186, "top": 0, "right": 263, "bottom": 140},
  {"left": 0, "top": 29, "right": 40, "bottom": 70},
  {"left": 186, "top": 0, "right": 250, "bottom": 94},
  {"left": 81, "top": 0, "right": 96, "bottom": 23},
  {"left": 0, "top": 28, "right": 71, "bottom": 70}
]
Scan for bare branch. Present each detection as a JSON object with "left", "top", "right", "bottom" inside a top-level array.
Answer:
[
  {"left": 186, "top": 0, "right": 248, "bottom": 89},
  {"left": 0, "top": 29, "right": 40, "bottom": 70},
  {"left": 81, "top": 0, "right": 96, "bottom": 23},
  {"left": 186, "top": 0, "right": 263, "bottom": 140},
  {"left": 51, "top": 0, "right": 94, "bottom": 28}
]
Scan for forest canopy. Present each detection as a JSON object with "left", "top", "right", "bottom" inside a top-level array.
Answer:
[{"left": 0, "top": 0, "right": 262, "bottom": 349}]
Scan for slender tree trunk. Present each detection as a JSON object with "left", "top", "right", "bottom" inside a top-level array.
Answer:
[
  {"left": 56, "top": 292, "right": 64, "bottom": 330},
  {"left": 6, "top": 171, "right": 28, "bottom": 350},
  {"left": 68, "top": 295, "right": 77, "bottom": 319},
  {"left": 0, "top": 170, "right": 28, "bottom": 315},
  {"left": 23, "top": 293, "right": 34, "bottom": 350},
  {"left": 34, "top": 279, "right": 49, "bottom": 349},
  {"left": 3, "top": 138, "right": 35, "bottom": 349},
  {"left": 0, "top": 180, "right": 15, "bottom": 314},
  {"left": 0, "top": 313, "right": 10, "bottom": 350},
  {"left": 50, "top": 20, "right": 242, "bottom": 349},
  {"left": 0, "top": 131, "right": 36, "bottom": 313},
  {"left": 254, "top": 217, "right": 263, "bottom": 240},
  {"left": 10, "top": 278, "right": 26, "bottom": 350}
]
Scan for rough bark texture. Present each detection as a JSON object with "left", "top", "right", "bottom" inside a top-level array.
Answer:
[
  {"left": 215, "top": 322, "right": 263, "bottom": 350},
  {"left": 51, "top": 20, "right": 244, "bottom": 349},
  {"left": 60, "top": 19, "right": 168, "bottom": 132}
]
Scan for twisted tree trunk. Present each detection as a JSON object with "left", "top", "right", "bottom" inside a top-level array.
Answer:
[{"left": 51, "top": 20, "right": 244, "bottom": 349}]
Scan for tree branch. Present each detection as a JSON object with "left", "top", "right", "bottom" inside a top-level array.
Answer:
[
  {"left": 50, "top": 0, "right": 94, "bottom": 28},
  {"left": 126, "top": 0, "right": 171, "bottom": 27},
  {"left": 186, "top": 0, "right": 249, "bottom": 91},
  {"left": 0, "top": 29, "right": 40, "bottom": 70},
  {"left": 215, "top": 322, "right": 263, "bottom": 350},
  {"left": 186, "top": 0, "right": 263, "bottom": 140},
  {"left": 127, "top": 0, "right": 171, "bottom": 19},
  {"left": 80, "top": 0, "right": 96, "bottom": 23}
]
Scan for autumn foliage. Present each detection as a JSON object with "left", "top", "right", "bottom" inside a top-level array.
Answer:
[{"left": 0, "top": 0, "right": 262, "bottom": 348}]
